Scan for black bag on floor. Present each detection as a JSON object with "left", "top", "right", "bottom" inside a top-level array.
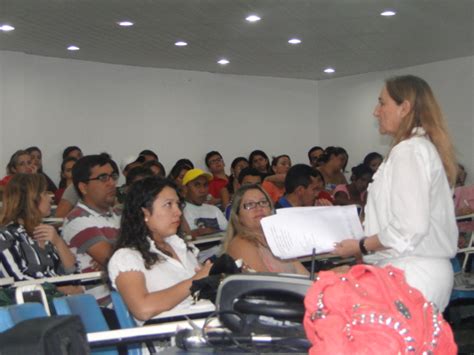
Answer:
[{"left": 0, "top": 315, "right": 89, "bottom": 355}]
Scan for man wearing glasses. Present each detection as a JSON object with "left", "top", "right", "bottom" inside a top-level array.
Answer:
[{"left": 62, "top": 154, "right": 121, "bottom": 305}]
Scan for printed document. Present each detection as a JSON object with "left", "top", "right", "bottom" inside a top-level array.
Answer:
[{"left": 260, "top": 205, "right": 364, "bottom": 259}]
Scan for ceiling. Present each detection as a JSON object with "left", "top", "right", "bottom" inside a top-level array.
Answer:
[{"left": 0, "top": 0, "right": 473, "bottom": 80}]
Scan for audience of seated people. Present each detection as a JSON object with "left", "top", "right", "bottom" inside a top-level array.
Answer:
[
  {"left": 317, "top": 146, "right": 349, "bottom": 191},
  {"left": 333, "top": 163, "right": 374, "bottom": 208},
  {"left": 223, "top": 184, "right": 309, "bottom": 275},
  {"left": 62, "top": 154, "right": 121, "bottom": 305},
  {"left": 181, "top": 168, "right": 228, "bottom": 238},
  {"left": 261, "top": 154, "right": 292, "bottom": 203},
  {"left": 205, "top": 150, "right": 230, "bottom": 208},
  {"left": 0, "top": 174, "right": 80, "bottom": 294},
  {"left": 108, "top": 177, "right": 212, "bottom": 323},
  {"left": 275, "top": 164, "right": 324, "bottom": 209}
]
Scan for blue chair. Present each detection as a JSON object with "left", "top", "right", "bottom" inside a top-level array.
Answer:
[
  {"left": 110, "top": 290, "right": 141, "bottom": 355},
  {"left": 0, "top": 303, "right": 48, "bottom": 332},
  {"left": 53, "top": 294, "right": 118, "bottom": 355}
]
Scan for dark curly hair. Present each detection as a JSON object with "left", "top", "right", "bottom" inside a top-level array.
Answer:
[{"left": 115, "top": 176, "right": 178, "bottom": 269}]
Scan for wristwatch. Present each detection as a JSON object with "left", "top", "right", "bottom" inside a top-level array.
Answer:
[{"left": 359, "top": 237, "right": 372, "bottom": 255}]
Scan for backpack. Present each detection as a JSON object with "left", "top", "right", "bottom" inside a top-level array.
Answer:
[{"left": 303, "top": 264, "right": 457, "bottom": 355}]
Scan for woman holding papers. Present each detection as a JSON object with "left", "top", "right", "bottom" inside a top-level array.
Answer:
[
  {"left": 334, "top": 75, "right": 458, "bottom": 311},
  {"left": 223, "top": 184, "right": 309, "bottom": 275},
  {"left": 108, "top": 177, "right": 212, "bottom": 322},
  {"left": 0, "top": 174, "right": 77, "bottom": 281}
]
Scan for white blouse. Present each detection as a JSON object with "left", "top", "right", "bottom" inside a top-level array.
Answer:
[
  {"left": 363, "top": 128, "right": 458, "bottom": 310},
  {"left": 108, "top": 234, "right": 200, "bottom": 323}
]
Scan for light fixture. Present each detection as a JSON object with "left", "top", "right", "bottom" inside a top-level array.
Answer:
[
  {"left": 380, "top": 10, "right": 396, "bottom": 16},
  {"left": 175, "top": 41, "right": 188, "bottom": 47},
  {"left": 217, "top": 59, "right": 230, "bottom": 65},
  {"left": 245, "top": 15, "right": 261, "bottom": 22},
  {"left": 67, "top": 45, "right": 80, "bottom": 51},
  {"left": 117, "top": 21, "right": 134, "bottom": 27},
  {"left": 323, "top": 67, "right": 335, "bottom": 74},
  {"left": 288, "top": 38, "right": 302, "bottom": 44},
  {"left": 0, "top": 24, "right": 15, "bottom": 32}
]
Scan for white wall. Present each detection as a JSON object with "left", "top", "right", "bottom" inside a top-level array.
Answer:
[
  {"left": 0, "top": 51, "right": 319, "bottom": 184},
  {"left": 318, "top": 56, "right": 474, "bottom": 182}
]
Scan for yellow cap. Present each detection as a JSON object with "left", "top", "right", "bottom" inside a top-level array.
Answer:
[{"left": 182, "top": 168, "right": 212, "bottom": 186}]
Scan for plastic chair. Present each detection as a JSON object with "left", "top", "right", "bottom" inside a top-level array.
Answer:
[
  {"left": 53, "top": 294, "right": 118, "bottom": 355},
  {"left": 15, "top": 284, "right": 51, "bottom": 315},
  {"left": 0, "top": 303, "right": 47, "bottom": 332},
  {"left": 110, "top": 290, "right": 141, "bottom": 355}
]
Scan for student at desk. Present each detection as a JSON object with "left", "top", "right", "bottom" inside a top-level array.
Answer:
[
  {"left": 0, "top": 174, "right": 79, "bottom": 294},
  {"left": 223, "top": 184, "right": 308, "bottom": 275},
  {"left": 108, "top": 177, "right": 212, "bottom": 323}
]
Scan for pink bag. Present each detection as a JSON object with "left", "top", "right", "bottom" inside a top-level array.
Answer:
[{"left": 304, "top": 264, "right": 457, "bottom": 354}]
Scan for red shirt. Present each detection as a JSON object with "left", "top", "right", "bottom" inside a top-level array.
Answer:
[
  {"left": 0, "top": 175, "right": 12, "bottom": 186},
  {"left": 208, "top": 176, "right": 228, "bottom": 198}
]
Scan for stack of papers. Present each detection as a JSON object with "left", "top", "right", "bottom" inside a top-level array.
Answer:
[{"left": 260, "top": 205, "right": 364, "bottom": 259}]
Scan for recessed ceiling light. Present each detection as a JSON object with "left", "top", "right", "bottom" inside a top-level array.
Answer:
[
  {"left": 175, "top": 41, "right": 188, "bottom": 47},
  {"left": 288, "top": 38, "right": 302, "bottom": 44},
  {"left": 217, "top": 59, "right": 230, "bottom": 65},
  {"left": 323, "top": 67, "right": 335, "bottom": 74},
  {"left": 67, "top": 45, "right": 80, "bottom": 51},
  {"left": 246, "top": 15, "right": 261, "bottom": 22},
  {"left": 380, "top": 10, "right": 396, "bottom": 16},
  {"left": 117, "top": 21, "right": 134, "bottom": 27},
  {"left": 0, "top": 24, "right": 15, "bottom": 32}
]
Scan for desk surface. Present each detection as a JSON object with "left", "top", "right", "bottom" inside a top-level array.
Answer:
[
  {"left": 152, "top": 300, "right": 215, "bottom": 320},
  {"left": 12, "top": 271, "right": 103, "bottom": 287},
  {"left": 190, "top": 232, "right": 225, "bottom": 246}
]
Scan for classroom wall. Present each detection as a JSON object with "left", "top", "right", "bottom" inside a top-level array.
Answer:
[
  {"left": 318, "top": 56, "right": 474, "bottom": 183},
  {"left": 0, "top": 51, "right": 472, "bottom": 185},
  {"left": 0, "top": 50, "right": 319, "bottom": 184}
]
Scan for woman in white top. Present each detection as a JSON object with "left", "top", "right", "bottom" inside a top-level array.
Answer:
[
  {"left": 334, "top": 75, "right": 458, "bottom": 311},
  {"left": 108, "top": 177, "right": 212, "bottom": 323}
]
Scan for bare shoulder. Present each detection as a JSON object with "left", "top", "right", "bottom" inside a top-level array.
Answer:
[{"left": 227, "top": 236, "right": 257, "bottom": 259}]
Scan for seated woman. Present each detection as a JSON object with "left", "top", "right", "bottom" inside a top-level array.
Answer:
[
  {"left": 262, "top": 154, "right": 292, "bottom": 203},
  {"left": 248, "top": 149, "right": 272, "bottom": 177},
  {"left": 26, "top": 146, "right": 57, "bottom": 192},
  {"left": 0, "top": 150, "right": 34, "bottom": 186},
  {"left": 167, "top": 161, "right": 193, "bottom": 198},
  {"left": 223, "top": 184, "right": 308, "bottom": 275},
  {"left": 317, "top": 146, "right": 348, "bottom": 192},
  {"left": 333, "top": 163, "right": 373, "bottom": 208},
  {"left": 362, "top": 152, "right": 383, "bottom": 173},
  {"left": 0, "top": 174, "right": 77, "bottom": 281},
  {"left": 54, "top": 157, "right": 77, "bottom": 204},
  {"left": 227, "top": 157, "right": 249, "bottom": 196},
  {"left": 108, "top": 177, "right": 212, "bottom": 323}
]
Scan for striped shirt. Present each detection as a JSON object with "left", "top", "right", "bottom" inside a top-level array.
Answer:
[
  {"left": 0, "top": 223, "right": 74, "bottom": 281},
  {"left": 62, "top": 201, "right": 120, "bottom": 303}
]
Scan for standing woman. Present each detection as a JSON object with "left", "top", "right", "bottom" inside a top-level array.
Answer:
[
  {"left": 334, "top": 75, "right": 458, "bottom": 311},
  {"left": 108, "top": 177, "right": 212, "bottom": 323},
  {"left": 0, "top": 174, "right": 76, "bottom": 280}
]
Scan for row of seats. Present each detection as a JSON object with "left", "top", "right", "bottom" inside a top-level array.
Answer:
[{"left": 0, "top": 291, "right": 140, "bottom": 355}]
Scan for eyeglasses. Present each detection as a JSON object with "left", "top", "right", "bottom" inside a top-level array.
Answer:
[
  {"left": 242, "top": 199, "right": 270, "bottom": 210},
  {"left": 208, "top": 157, "right": 223, "bottom": 164},
  {"left": 86, "top": 173, "right": 119, "bottom": 183}
]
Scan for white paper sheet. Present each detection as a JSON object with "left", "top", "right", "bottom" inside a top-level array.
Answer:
[{"left": 261, "top": 205, "right": 364, "bottom": 259}]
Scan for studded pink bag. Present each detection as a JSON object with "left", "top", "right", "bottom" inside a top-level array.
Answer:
[{"left": 303, "top": 264, "right": 457, "bottom": 354}]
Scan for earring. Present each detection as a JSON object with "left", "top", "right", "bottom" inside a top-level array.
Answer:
[{"left": 144, "top": 217, "right": 149, "bottom": 222}]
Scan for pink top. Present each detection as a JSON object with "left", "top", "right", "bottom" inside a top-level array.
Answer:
[{"left": 333, "top": 184, "right": 366, "bottom": 202}]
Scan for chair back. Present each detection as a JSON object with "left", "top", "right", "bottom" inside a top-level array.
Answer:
[
  {"left": 0, "top": 303, "right": 47, "bottom": 332},
  {"left": 110, "top": 290, "right": 137, "bottom": 329},
  {"left": 15, "top": 284, "right": 51, "bottom": 315}
]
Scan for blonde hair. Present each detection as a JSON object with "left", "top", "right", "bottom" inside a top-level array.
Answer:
[
  {"left": 0, "top": 173, "right": 46, "bottom": 234},
  {"left": 222, "top": 184, "right": 274, "bottom": 251},
  {"left": 385, "top": 75, "right": 457, "bottom": 186}
]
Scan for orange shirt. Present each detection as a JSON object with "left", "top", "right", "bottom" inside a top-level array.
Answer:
[{"left": 262, "top": 180, "right": 285, "bottom": 203}]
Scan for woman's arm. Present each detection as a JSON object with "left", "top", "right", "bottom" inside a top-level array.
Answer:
[
  {"left": 33, "top": 224, "right": 76, "bottom": 271},
  {"left": 332, "top": 234, "right": 385, "bottom": 259},
  {"left": 115, "top": 261, "right": 212, "bottom": 321}
]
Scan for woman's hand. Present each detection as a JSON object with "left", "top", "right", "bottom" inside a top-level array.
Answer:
[
  {"left": 33, "top": 224, "right": 61, "bottom": 246},
  {"left": 332, "top": 239, "right": 361, "bottom": 258},
  {"left": 192, "top": 260, "right": 213, "bottom": 281}
]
